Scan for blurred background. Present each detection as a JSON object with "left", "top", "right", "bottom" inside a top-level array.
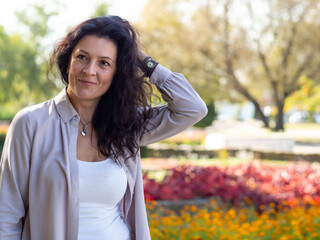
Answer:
[
  {"left": 1, "top": 0, "right": 320, "bottom": 239},
  {"left": 1, "top": 0, "right": 319, "bottom": 154}
]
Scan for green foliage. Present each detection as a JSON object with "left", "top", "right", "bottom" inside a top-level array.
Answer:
[
  {"left": 285, "top": 76, "right": 320, "bottom": 120},
  {"left": 194, "top": 102, "right": 216, "bottom": 128},
  {"left": 0, "top": 107, "right": 16, "bottom": 122},
  {"left": 159, "top": 138, "right": 204, "bottom": 146},
  {"left": 90, "top": 3, "right": 110, "bottom": 18},
  {"left": 138, "top": 0, "right": 320, "bottom": 131},
  {"left": 0, "top": 5, "right": 59, "bottom": 113},
  {"left": 0, "top": 28, "right": 40, "bottom": 110},
  {"left": 136, "top": 0, "right": 222, "bottom": 104},
  {"left": 0, "top": 133, "right": 5, "bottom": 155},
  {"left": 15, "top": 5, "right": 58, "bottom": 41}
]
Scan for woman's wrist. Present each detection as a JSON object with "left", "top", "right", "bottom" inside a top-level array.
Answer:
[
  {"left": 138, "top": 50, "right": 159, "bottom": 78},
  {"left": 141, "top": 56, "right": 159, "bottom": 78}
]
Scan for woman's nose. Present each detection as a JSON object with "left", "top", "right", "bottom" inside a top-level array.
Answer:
[{"left": 82, "top": 62, "right": 96, "bottom": 76}]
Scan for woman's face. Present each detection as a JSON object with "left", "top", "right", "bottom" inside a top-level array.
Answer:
[{"left": 67, "top": 35, "right": 117, "bottom": 106}]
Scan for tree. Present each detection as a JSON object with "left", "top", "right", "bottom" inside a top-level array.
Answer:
[
  {"left": 0, "top": 27, "right": 44, "bottom": 111},
  {"left": 0, "top": 4, "right": 60, "bottom": 116},
  {"left": 214, "top": 0, "right": 320, "bottom": 130},
  {"left": 15, "top": 5, "right": 57, "bottom": 44},
  {"left": 285, "top": 76, "right": 320, "bottom": 121},
  {"left": 90, "top": 3, "right": 110, "bottom": 18},
  {"left": 136, "top": 0, "right": 224, "bottom": 127},
  {"left": 137, "top": 0, "right": 320, "bottom": 130},
  {"left": 136, "top": 0, "right": 222, "bottom": 104}
]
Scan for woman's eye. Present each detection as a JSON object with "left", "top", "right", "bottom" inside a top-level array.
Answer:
[
  {"left": 76, "top": 54, "right": 87, "bottom": 60},
  {"left": 101, "top": 60, "right": 110, "bottom": 67}
]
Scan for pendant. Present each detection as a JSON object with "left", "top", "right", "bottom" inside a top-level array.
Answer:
[{"left": 81, "top": 125, "right": 87, "bottom": 136}]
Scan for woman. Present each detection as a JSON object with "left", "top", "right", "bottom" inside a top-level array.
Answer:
[{"left": 0, "top": 16, "right": 207, "bottom": 240}]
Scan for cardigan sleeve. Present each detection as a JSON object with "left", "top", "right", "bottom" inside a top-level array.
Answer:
[
  {"left": 0, "top": 110, "right": 32, "bottom": 239},
  {"left": 140, "top": 64, "right": 208, "bottom": 146}
]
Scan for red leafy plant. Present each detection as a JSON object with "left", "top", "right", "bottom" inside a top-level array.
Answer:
[{"left": 143, "top": 161, "right": 320, "bottom": 209}]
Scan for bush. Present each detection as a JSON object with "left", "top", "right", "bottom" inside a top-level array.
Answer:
[
  {"left": 0, "top": 133, "right": 5, "bottom": 156},
  {"left": 143, "top": 161, "right": 320, "bottom": 210},
  {"left": 0, "top": 109, "right": 16, "bottom": 122},
  {"left": 193, "top": 102, "right": 216, "bottom": 128}
]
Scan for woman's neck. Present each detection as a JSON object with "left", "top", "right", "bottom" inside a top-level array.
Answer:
[{"left": 67, "top": 92, "right": 98, "bottom": 123}]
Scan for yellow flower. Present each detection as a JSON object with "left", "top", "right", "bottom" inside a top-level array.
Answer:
[
  {"left": 269, "top": 202, "right": 275, "bottom": 208},
  {"left": 259, "top": 231, "right": 266, "bottom": 237},
  {"left": 147, "top": 200, "right": 320, "bottom": 240},
  {"left": 190, "top": 205, "right": 198, "bottom": 212}
]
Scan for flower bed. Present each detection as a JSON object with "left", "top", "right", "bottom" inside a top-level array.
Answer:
[
  {"left": 146, "top": 199, "right": 320, "bottom": 239},
  {"left": 143, "top": 161, "right": 320, "bottom": 210}
]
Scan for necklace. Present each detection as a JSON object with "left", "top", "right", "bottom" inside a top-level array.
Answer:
[{"left": 79, "top": 120, "right": 92, "bottom": 137}]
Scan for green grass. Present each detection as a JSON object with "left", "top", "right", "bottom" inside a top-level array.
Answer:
[{"left": 143, "top": 156, "right": 297, "bottom": 167}]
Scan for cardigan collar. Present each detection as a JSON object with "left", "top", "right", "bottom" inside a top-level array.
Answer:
[{"left": 54, "top": 88, "right": 79, "bottom": 123}]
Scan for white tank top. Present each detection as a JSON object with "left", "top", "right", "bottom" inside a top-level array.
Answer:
[{"left": 78, "top": 158, "right": 130, "bottom": 240}]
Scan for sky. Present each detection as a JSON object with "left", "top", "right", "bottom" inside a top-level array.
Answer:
[{"left": 0, "top": 0, "right": 148, "bottom": 40}]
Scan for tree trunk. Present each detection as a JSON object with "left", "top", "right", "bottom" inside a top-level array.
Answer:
[
  {"left": 275, "top": 101, "right": 285, "bottom": 131},
  {"left": 226, "top": 64, "right": 270, "bottom": 129},
  {"left": 254, "top": 104, "right": 270, "bottom": 129}
]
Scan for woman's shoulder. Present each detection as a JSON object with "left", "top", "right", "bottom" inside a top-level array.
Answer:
[
  {"left": 16, "top": 99, "right": 54, "bottom": 119},
  {"left": 11, "top": 99, "right": 56, "bottom": 127},
  {"left": 5, "top": 99, "right": 55, "bottom": 141}
]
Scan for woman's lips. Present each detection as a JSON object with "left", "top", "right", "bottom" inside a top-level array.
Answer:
[{"left": 78, "top": 79, "right": 96, "bottom": 86}]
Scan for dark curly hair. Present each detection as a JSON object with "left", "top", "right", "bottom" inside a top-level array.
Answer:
[{"left": 47, "top": 16, "right": 155, "bottom": 161}]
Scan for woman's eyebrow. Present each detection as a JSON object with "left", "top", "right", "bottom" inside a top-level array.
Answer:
[{"left": 78, "top": 49, "right": 115, "bottom": 63}]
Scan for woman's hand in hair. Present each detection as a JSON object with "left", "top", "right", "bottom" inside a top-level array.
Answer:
[{"left": 137, "top": 50, "right": 147, "bottom": 62}]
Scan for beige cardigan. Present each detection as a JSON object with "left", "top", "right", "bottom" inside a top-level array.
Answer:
[{"left": 0, "top": 64, "right": 207, "bottom": 240}]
